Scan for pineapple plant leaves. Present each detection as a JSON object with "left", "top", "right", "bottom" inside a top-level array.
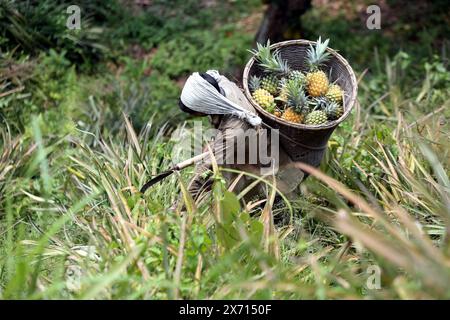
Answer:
[
  {"left": 250, "top": 40, "right": 290, "bottom": 77},
  {"left": 305, "top": 36, "right": 331, "bottom": 71},
  {"left": 324, "top": 101, "right": 344, "bottom": 120}
]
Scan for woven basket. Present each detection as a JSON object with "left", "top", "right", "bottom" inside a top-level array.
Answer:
[{"left": 243, "top": 39, "right": 358, "bottom": 168}]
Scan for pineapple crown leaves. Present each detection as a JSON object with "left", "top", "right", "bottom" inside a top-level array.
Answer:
[
  {"left": 277, "top": 77, "right": 287, "bottom": 90},
  {"left": 324, "top": 100, "right": 343, "bottom": 120},
  {"left": 311, "top": 96, "right": 330, "bottom": 111},
  {"left": 324, "top": 100, "right": 341, "bottom": 114},
  {"left": 285, "top": 79, "right": 310, "bottom": 113},
  {"left": 249, "top": 75, "right": 261, "bottom": 91},
  {"left": 306, "top": 36, "right": 331, "bottom": 70},
  {"left": 250, "top": 40, "right": 291, "bottom": 76}
]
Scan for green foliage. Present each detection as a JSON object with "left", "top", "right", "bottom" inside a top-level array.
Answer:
[
  {"left": 107, "top": 0, "right": 214, "bottom": 50},
  {"left": 302, "top": 1, "right": 450, "bottom": 71},
  {"left": 1, "top": 0, "right": 450, "bottom": 300},
  {"left": 151, "top": 29, "right": 252, "bottom": 78},
  {"left": 0, "top": 0, "right": 109, "bottom": 65},
  {"left": 1, "top": 50, "right": 81, "bottom": 134},
  {"left": 212, "top": 179, "right": 264, "bottom": 251}
]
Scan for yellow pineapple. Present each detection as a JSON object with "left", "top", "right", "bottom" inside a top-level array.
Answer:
[
  {"left": 306, "top": 71, "right": 329, "bottom": 97},
  {"left": 282, "top": 107, "right": 303, "bottom": 123},
  {"left": 252, "top": 88, "right": 276, "bottom": 113},
  {"left": 305, "top": 37, "right": 331, "bottom": 97}
]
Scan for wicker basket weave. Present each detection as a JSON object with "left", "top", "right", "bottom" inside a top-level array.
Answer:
[{"left": 243, "top": 39, "right": 358, "bottom": 168}]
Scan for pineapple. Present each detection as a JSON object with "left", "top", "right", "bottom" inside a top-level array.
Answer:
[
  {"left": 324, "top": 101, "right": 344, "bottom": 120},
  {"left": 278, "top": 86, "right": 288, "bottom": 103},
  {"left": 277, "top": 74, "right": 304, "bottom": 103},
  {"left": 250, "top": 75, "right": 276, "bottom": 113},
  {"left": 311, "top": 96, "right": 343, "bottom": 120},
  {"left": 288, "top": 70, "right": 305, "bottom": 84},
  {"left": 282, "top": 107, "right": 303, "bottom": 123},
  {"left": 276, "top": 77, "right": 288, "bottom": 102},
  {"left": 250, "top": 41, "right": 290, "bottom": 77},
  {"left": 305, "top": 37, "right": 331, "bottom": 97},
  {"left": 281, "top": 79, "right": 310, "bottom": 124},
  {"left": 305, "top": 110, "right": 328, "bottom": 125},
  {"left": 252, "top": 88, "right": 276, "bottom": 113},
  {"left": 326, "top": 84, "right": 343, "bottom": 103},
  {"left": 306, "top": 71, "right": 329, "bottom": 97},
  {"left": 261, "top": 75, "right": 279, "bottom": 95}
]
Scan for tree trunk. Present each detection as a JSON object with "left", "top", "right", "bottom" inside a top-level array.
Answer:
[{"left": 255, "top": 0, "right": 312, "bottom": 44}]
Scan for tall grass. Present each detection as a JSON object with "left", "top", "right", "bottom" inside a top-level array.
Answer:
[
  {"left": 1, "top": 51, "right": 449, "bottom": 299},
  {"left": 1, "top": 0, "right": 449, "bottom": 298}
]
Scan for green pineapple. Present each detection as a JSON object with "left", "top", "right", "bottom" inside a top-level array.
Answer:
[
  {"left": 288, "top": 70, "right": 306, "bottom": 85},
  {"left": 311, "top": 96, "right": 343, "bottom": 121},
  {"left": 250, "top": 74, "right": 276, "bottom": 113},
  {"left": 265, "top": 102, "right": 276, "bottom": 114},
  {"left": 261, "top": 75, "right": 279, "bottom": 95},
  {"left": 305, "top": 110, "right": 328, "bottom": 125}
]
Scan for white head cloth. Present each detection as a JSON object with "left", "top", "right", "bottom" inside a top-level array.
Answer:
[{"left": 180, "top": 70, "right": 262, "bottom": 127}]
